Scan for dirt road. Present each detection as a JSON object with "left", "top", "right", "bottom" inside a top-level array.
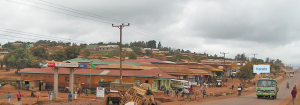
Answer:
[{"left": 193, "top": 74, "right": 299, "bottom": 105}]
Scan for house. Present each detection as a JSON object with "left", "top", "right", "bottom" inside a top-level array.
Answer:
[
  {"left": 98, "top": 45, "right": 119, "bottom": 52},
  {"left": 122, "top": 48, "right": 133, "bottom": 52},
  {"left": 19, "top": 67, "right": 175, "bottom": 92},
  {"left": 86, "top": 45, "right": 99, "bottom": 51},
  {"left": 12, "top": 42, "right": 23, "bottom": 46},
  {"left": 0, "top": 48, "right": 9, "bottom": 58}
]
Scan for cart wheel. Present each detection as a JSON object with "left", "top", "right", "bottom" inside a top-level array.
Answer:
[{"left": 105, "top": 97, "right": 110, "bottom": 105}]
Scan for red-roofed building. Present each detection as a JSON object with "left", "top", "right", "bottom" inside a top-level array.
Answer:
[{"left": 19, "top": 67, "right": 175, "bottom": 92}]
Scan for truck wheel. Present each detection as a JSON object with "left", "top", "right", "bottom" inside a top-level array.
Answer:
[
  {"left": 272, "top": 96, "right": 275, "bottom": 100},
  {"left": 257, "top": 96, "right": 259, "bottom": 99}
]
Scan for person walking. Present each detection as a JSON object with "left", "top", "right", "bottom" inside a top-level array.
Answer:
[
  {"left": 201, "top": 85, "right": 204, "bottom": 93},
  {"left": 171, "top": 88, "right": 175, "bottom": 97},
  {"left": 166, "top": 88, "right": 170, "bottom": 97},
  {"left": 17, "top": 92, "right": 21, "bottom": 101},
  {"left": 291, "top": 87, "right": 297, "bottom": 105},
  {"left": 77, "top": 88, "right": 80, "bottom": 97},
  {"left": 232, "top": 84, "right": 234, "bottom": 90},
  {"left": 68, "top": 92, "right": 72, "bottom": 102},
  {"left": 175, "top": 89, "right": 179, "bottom": 98},
  {"left": 202, "top": 90, "right": 209, "bottom": 99},
  {"left": 7, "top": 92, "right": 11, "bottom": 102},
  {"left": 205, "top": 83, "right": 208, "bottom": 89}
]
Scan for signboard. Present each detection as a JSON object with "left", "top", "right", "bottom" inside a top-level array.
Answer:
[
  {"left": 253, "top": 65, "right": 270, "bottom": 74},
  {"left": 39, "top": 62, "right": 48, "bottom": 67},
  {"left": 78, "top": 64, "right": 88, "bottom": 68},
  {"left": 47, "top": 63, "right": 80, "bottom": 68},
  {"left": 57, "top": 63, "right": 78, "bottom": 67},
  {"left": 47, "top": 63, "right": 56, "bottom": 67},
  {"left": 96, "top": 87, "right": 105, "bottom": 97}
]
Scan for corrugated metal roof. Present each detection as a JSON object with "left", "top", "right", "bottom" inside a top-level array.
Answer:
[
  {"left": 65, "top": 58, "right": 93, "bottom": 63},
  {"left": 19, "top": 67, "right": 175, "bottom": 78}
]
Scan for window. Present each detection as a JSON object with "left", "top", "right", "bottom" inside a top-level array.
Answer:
[
  {"left": 99, "top": 78, "right": 104, "bottom": 82},
  {"left": 31, "top": 75, "right": 34, "bottom": 78},
  {"left": 49, "top": 76, "right": 51, "bottom": 78},
  {"left": 35, "top": 76, "right": 38, "bottom": 78},
  {"left": 44, "top": 76, "right": 46, "bottom": 78},
  {"left": 114, "top": 79, "right": 119, "bottom": 83},
  {"left": 153, "top": 81, "right": 156, "bottom": 87},
  {"left": 134, "top": 80, "right": 141, "bottom": 85},
  {"left": 40, "top": 76, "right": 42, "bottom": 78},
  {"left": 86, "top": 78, "right": 90, "bottom": 83},
  {"left": 75, "top": 77, "right": 80, "bottom": 83},
  {"left": 65, "top": 77, "right": 69, "bottom": 82},
  {"left": 24, "top": 75, "right": 28, "bottom": 80}
]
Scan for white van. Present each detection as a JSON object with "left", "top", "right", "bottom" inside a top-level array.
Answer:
[{"left": 170, "top": 79, "right": 191, "bottom": 91}]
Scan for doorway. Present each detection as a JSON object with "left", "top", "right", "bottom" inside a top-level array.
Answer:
[
  {"left": 39, "top": 82, "right": 42, "bottom": 91},
  {"left": 25, "top": 81, "right": 29, "bottom": 90},
  {"left": 158, "top": 80, "right": 161, "bottom": 90}
]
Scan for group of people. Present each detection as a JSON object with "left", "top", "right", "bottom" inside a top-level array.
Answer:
[{"left": 7, "top": 91, "right": 22, "bottom": 103}]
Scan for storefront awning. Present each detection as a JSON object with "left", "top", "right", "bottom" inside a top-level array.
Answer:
[{"left": 210, "top": 69, "right": 223, "bottom": 72}]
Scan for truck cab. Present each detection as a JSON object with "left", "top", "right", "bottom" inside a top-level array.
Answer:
[{"left": 256, "top": 78, "right": 278, "bottom": 100}]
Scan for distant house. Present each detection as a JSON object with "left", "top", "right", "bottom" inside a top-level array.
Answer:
[
  {"left": 98, "top": 45, "right": 119, "bottom": 52},
  {"left": 12, "top": 42, "right": 23, "bottom": 46},
  {"left": 122, "top": 48, "right": 133, "bottom": 52},
  {"left": 86, "top": 45, "right": 99, "bottom": 51},
  {"left": 0, "top": 48, "right": 9, "bottom": 57}
]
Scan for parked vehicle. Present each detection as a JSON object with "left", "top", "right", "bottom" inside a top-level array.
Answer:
[
  {"left": 256, "top": 78, "right": 278, "bottom": 100},
  {"left": 170, "top": 79, "right": 190, "bottom": 91},
  {"left": 289, "top": 71, "right": 294, "bottom": 77}
]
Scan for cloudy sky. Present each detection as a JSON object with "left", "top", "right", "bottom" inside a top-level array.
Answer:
[{"left": 0, "top": 0, "right": 300, "bottom": 67}]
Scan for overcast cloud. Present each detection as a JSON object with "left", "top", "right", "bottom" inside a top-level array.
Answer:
[{"left": 0, "top": 0, "right": 300, "bottom": 68}]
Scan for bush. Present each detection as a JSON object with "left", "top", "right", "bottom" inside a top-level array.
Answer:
[{"left": 226, "top": 92, "right": 230, "bottom": 95}]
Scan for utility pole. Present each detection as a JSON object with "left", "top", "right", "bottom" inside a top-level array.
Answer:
[
  {"left": 112, "top": 23, "right": 130, "bottom": 86},
  {"left": 220, "top": 52, "right": 229, "bottom": 81},
  {"left": 252, "top": 53, "right": 257, "bottom": 58}
]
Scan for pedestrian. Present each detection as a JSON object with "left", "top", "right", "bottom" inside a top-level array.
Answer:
[
  {"left": 232, "top": 84, "right": 234, "bottom": 90},
  {"left": 294, "top": 85, "right": 297, "bottom": 90},
  {"left": 166, "top": 88, "right": 170, "bottom": 97},
  {"left": 171, "top": 88, "right": 175, "bottom": 97},
  {"left": 7, "top": 92, "right": 11, "bottom": 102},
  {"left": 86, "top": 89, "right": 89, "bottom": 96},
  {"left": 68, "top": 92, "right": 72, "bottom": 102},
  {"left": 291, "top": 87, "right": 297, "bottom": 105},
  {"left": 17, "top": 92, "right": 21, "bottom": 101},
  {"left": 82, "top": 88, "right": 85, "bottom": 97},
  {"left": 77, "top": 88, "right": 80, "bottom": 97},
  {"left": 201, "top": 85, "right": 204, "bottom": 93},
  {"left": 205, "top": 83, "right": 208, "bottom": 89},
  {"left": 202, "top": 90, "right": 209, "bottom": 99},
  {"left": 175, "top": 89, "right": 179, "bottom": 98},
  {"left": 210, "top": 92, "right": 214, "bottom": 97}
]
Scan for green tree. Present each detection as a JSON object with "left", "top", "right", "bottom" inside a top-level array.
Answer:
[
  {"left": 3, "top": 48, "right": 35, "bottom": 72},
  {"left": 49, "top": 49, "right": 67, "bottom": 61},
  {"left": 236, "top": 62, "right": 256, "bottom": 86},
  {"left": 145, "top": 50, "right": 152, "bottom": 56},
  {"left": 128, "top": 52, "right": 137, "bottom": 59},
  {"left": 31, "top": 47, "right": 48, "bottom": 60},
  {"left": 147, "top": 40, "right": 156, "bottom": 48},
  {"left": 157, "top": 42, "right": 162, "bottom": 49},
  {"left": 64, "top": 46, "right": 80, "bottom": 59},
  {"left": 132, "top": 46, "right": 142, "bottom": 55},
  {"left": 83, "top": 49, "right": 91, "bottom": 59},
  {"left": 2, "top": 42, "right": 17, "bottom": 51}
]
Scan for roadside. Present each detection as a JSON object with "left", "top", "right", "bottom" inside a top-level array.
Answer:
[
  {"left": 161, "top": 75, "right": 288, "bottom": 105},
  {"left": 280, "top": 73, "right": 300, "bottom": 105}
]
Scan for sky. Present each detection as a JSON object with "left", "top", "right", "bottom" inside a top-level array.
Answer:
[{"left": 0, "top": 0, "right": 300, "bottom": 68}]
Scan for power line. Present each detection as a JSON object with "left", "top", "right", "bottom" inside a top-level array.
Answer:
[{"left": 3, "top": 0, "right": 195, "bottom": 48}]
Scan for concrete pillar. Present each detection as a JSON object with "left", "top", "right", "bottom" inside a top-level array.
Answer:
[
  {"left": 53, "top": 67, "right": 58, "bottom": 100},
  {"left": 69, "top": 68, "right": 74, "bottom": 99}
]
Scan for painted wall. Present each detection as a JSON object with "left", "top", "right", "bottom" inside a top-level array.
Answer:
[{"left": 21, "top": 73, "right": 153, "bottom": 88}]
